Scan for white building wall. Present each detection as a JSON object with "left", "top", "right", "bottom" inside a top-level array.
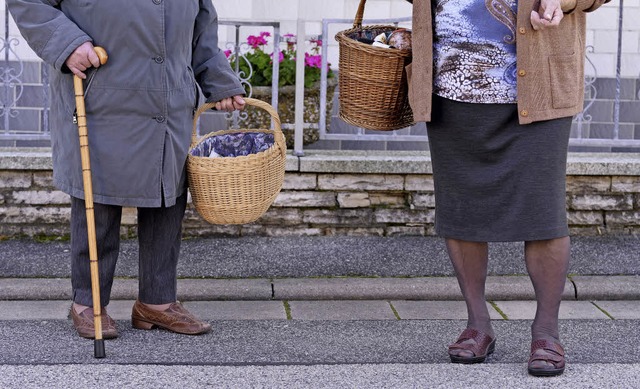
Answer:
[{"left": 586, "top": 0, "right": 640, "bottom": 78}]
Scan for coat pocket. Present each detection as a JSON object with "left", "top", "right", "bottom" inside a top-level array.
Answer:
[
  {"left": 548, "top": 54, "right": 580, "bottom": 109},
  {"left": 187, "top": 66, "right": 203, "bottom": 114}
]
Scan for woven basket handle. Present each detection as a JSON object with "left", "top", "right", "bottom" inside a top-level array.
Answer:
[
  {"left": 353, "top": 0, "right": 367, "bottom": 28},
  {"left": 191, "top": 97, "right": 284, "bottom": 154}
]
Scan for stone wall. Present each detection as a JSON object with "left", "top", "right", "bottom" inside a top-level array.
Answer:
[{"left": 1, "top": 149, "right": 639, "bottom": 239}]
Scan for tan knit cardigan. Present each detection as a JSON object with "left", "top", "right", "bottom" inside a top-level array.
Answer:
[{"left": 408, "top": 0, "right": 611, "bottom": 125}]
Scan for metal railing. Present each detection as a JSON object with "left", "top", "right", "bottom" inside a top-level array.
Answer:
[
  {"left": 0, "top": 6, "right": 51, "bottom": 142},
  {"left": 314, "top": 7, "right": 640, "bottom": 150},
  {"left": 218, "top": 20, "right": 281, "bottom": 129},
  {"left": 1, "top": 4, "right": 638, "bottom": 150},
  {"left": 317, "top": 16, "right": 422, "bottom": 142}
]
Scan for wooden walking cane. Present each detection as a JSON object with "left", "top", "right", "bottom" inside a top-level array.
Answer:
[{"left": 73, "top": 46, "right": 108, "bottom": 358}]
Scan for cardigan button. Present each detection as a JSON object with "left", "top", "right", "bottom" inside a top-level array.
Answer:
[
  {"left": 519, "top": 27, "right": 526, "bottom": 34},
  {"left": 518, "top": 69, "right": 527, "bottom": 76},
  {"left": 520, "top": 110, "right": 529, "bottom": 117},
  {"left": 154, "top": 115, "right": 166, "bottom": 123},
  {"left": 152, "top": 0, "right": 162, "bottom": 4}
]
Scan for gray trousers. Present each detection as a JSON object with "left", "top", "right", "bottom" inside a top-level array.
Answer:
[{"left": 71, "top": 192, "right": 187, "bottom": 307}]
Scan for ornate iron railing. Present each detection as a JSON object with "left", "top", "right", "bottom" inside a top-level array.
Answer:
[
  {"left": 1, "top": 4, "right": 638, "bottom": 150},
  {"left": 218, "top": 20, "right": 280, "bottom": 129}
]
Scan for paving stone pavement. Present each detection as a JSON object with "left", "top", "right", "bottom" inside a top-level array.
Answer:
[{"left": 0, "top": 235, "right": 638, "bottom": 388}]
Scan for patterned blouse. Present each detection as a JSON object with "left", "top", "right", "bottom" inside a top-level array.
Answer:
[{"left": 433, "top": 0, "right": 518, "bottom": 104}]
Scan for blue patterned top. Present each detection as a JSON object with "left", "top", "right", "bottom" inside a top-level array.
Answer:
[{"left": 433, "top": 0, "right": 518, "bottom": 104}]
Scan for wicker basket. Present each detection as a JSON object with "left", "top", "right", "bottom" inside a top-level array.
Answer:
[
  {"left": 187, "top": 98, "right": 286, "bottom": 225},
  {"left": 335, "top": 0, "right": 414, "bottom": 131}
]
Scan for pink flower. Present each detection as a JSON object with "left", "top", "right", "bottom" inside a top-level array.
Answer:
[
  {"left": 270, "top": 51, "right": 285, "bottom": 63},
  {"left": 310, "top": 38, "right": 323, "bottom": 47},
  {"left": 247, "top": 34, "right": 268, "bottom": 49},
  {"left": 224, "top": 49, "right": 232, "bottom": 58},
  {"left": 305, "top": 53, "right": 322, "bottom": 69},
  {"left": 282, "top": 34, "right": 296, "bottom": 52}
]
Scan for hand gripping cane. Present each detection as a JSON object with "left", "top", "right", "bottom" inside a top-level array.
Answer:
[{"left": 72, "top": 46, "right": 108, "bottom": 358}]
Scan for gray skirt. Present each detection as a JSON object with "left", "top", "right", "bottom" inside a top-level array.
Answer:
[{"left": 427, "top": 96, "right": 572, "bottom": 242}]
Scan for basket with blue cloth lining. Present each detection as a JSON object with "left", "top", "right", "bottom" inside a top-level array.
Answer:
[{"left": 187, "top": 98, "right": 286, "bottom": 225}]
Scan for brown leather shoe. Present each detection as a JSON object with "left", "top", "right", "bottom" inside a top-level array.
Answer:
[
  {"left": 528, "top": 338, "right": 565, "bottom": 377},
  {"left": 131, "top": 300, "right": 211, "bottom": 335},
  {"left": 448, "top": 328, "right": 496, "bottom": 364},
  {"left": 70, "top": 306, "right": 118, "bottom": 339}
]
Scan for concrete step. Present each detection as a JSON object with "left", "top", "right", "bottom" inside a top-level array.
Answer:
[{"left": 1, "top": 275, "right": 639, "bottom": 301}]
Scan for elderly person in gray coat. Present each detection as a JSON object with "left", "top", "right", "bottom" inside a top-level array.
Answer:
[{"left": 8, "top": 0, "right": 246, "bottom": 338}]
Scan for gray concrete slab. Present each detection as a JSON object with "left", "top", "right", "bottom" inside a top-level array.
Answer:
[
  {"left": 112, "top": 278, "right": 274, "bottom": 301},
  {"left": 288, "top": 300, "right": 397, "bottom": 320},
  {"left": 592, "top": 300, "right": 640, "bottom": 319},
  {"left": 494, "top": 301, "right": 611, "bottom": 320},
  {"left": 0, "top": 275, "right": 627, "bottom": 302},
  {"left": 0, "top": 301, "right": 70, "bottom": 320},
  {"left": 108, "top": 278, "right": 137, "bottom": 299},
  {"left": 390, "top": 301, "right": 504, "bottom": 320},
  {"left": 183, "top": 301, "right": 287, "bottom": 320},
  {"left": 0, "top": 320, "right": 637, "bottom": 365},
  {"left": 485, "top": 276, "right": 575, "bottom": 300},
  {"left": 4, "top": 363, "right": 640, "bottom": 389},
  {"left": 105, "top": 300, "right": 135, "bottom": 320},
  {"left": 176, "top": 278, "right": 274, "bottom": 300},
  {"left": 18, "top": 300, "right": 288, "bottom": 322},
  {"left": 0, "top": 277, "right": 71, "bottom": 299},
  {"left": 273, "top": 276, "right": 575, "bottom": 301},
  {"left": 0, "top": 277, "right": 273, "bottom": 300},
  {"left": 273, "top": 277, "right": 461, "bottom": 300},
  {"left": 572, "top": 275, "right": 640, "bottom": 300}
]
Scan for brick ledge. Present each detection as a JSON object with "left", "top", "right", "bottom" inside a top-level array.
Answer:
[{"left": 2, "top": 148, "right": 639, "bottom": 176}]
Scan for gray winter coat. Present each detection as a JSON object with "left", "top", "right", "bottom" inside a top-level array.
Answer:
[{"left": 8, "top": 0, "right": 245, "bottom": 207}]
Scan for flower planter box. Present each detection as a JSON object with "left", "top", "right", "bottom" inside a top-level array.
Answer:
[{"left": 242, "top": 77, "right": 338, "bottom": 148}]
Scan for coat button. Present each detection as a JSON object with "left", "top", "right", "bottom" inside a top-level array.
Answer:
[
  {"left": 154, "top": 115, "right": 166, "bottom": 123},
  {"left": 154, "top": 56, "right": 164, "bottom": 64},
  {"left": 152, "top": 0, "right": 162, "bottom": 4},
  {"left": 519, "top": 27, "right": 526, "bottom": 34},
  {"left": 520, "top": 110, "right": 529, "bottom": 117},
  {"left": 518, "top": 69, "right": 526, "bottom": 76}
]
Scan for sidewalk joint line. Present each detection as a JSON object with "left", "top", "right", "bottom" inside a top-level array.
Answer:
[
  {"left": 283, "top": 300, "right": 292, "bottom": 320},
  {"left": 488, "top": 301, "right": 508, "bottom": 320},
  {"left": 591, "top": 301, "right": 615, "bottom": 320},
  {"left": 270, "top": 279, "right": 275, "bottom": 299},
  {"left": 567, "top": 275, "right": 578, "bottom": 300},
  {"left": 388, "top": 301, "right": 401, "bottom": 320}
]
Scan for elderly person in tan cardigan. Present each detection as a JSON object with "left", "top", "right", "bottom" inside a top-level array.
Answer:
[{"left": 406, "top": 0, "right": 611, "bottom": 377}]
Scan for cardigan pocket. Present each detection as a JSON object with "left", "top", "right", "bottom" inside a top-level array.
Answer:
[
  {"left": 405, "top": 63, "right": 414, "bottom": 110},
  {"left": 548, "top": 54, "right": 580, "bottom": 109}
]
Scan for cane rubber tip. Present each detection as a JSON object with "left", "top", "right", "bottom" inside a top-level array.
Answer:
[
  {"left": 94, "top": 46, "right": 108, "bottom": 65},
  {"left": 94, "top": 339, "right": 106, "bottom": 358}
]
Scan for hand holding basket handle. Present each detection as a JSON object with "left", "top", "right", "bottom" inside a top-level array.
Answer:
[
  {"left": 188, "top": 98, "right": 287, "bottom": 225},
  {"left": 72, "top": 46, "right": 108, "bottom": 359}
]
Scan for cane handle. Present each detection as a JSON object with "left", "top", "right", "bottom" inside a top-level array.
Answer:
[{"left": 93, "top": 46, "right": 108, "bottom": 65}]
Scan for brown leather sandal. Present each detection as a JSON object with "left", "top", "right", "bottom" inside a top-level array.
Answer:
[
  {"left": 528, "top": 339, "right": 565, "bottom": 377},
  {"left": 448, "top": 328, "right": 496, "bottom": 364}
]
